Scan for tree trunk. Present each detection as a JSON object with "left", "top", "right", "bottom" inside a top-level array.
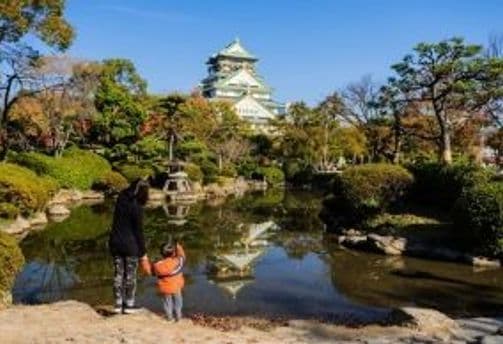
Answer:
[
  {"left": 440, "top": 129, "right": 453, "bottom": 165},
  {"left": 168, "top": 134, "right": 174, "bottom": 161}
]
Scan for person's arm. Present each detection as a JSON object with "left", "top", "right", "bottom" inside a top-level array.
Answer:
[
  {"left": 140, "top": 256, "right": 153, "bottom": 275},
  {"left": 132, "top": 203, "right": 146, "bottom": 257}
]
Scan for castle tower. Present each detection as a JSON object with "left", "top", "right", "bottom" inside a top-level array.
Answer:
[{"left": 200, "top": 38, "right": 284, "bottom": 131}]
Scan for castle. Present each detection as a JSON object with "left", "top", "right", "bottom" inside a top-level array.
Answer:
[{"left": 200, "top": 38, "right": 284, "bottom": 131}]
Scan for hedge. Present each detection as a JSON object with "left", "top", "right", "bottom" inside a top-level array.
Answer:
[
  {"left": 92, "top": 170, "right": 128, "bottom": 195},
  {"left": 11, "top": 147, "right": 111, "bottom": 190},
  {"left": 116, "top": 164, "right": 154, "bottom": 182},
  {"left": 335, "top": 163, "right": 414, "bottom": 218},
  {"left": 407, "top": 161, "right": 492, "bottom": 208},
  {"left": 184, "top": 163, "right": 203, "bottom": 182},
  {"left": 0, "top": 163, "right": 59, "bottom": 215},
  {"left": 453, "top": 181, "right": 503, "bottom": 257},
  {"left": 257, "top": 166, "right": 285, "bottom": 185},
  {"left": 0, "top": 232, "right": 25, "bottom": 306}
]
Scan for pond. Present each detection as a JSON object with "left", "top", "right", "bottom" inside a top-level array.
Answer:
[{"left": 12, "top": 190, "right": 503, "bottom": 321}]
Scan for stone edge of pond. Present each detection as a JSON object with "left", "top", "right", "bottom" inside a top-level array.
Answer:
[
  {"left": 2, "top": 301, "right": 501, "bottom": 343},
  {"left": 332, "top": 230, "right": 502, "bottom": 269}
]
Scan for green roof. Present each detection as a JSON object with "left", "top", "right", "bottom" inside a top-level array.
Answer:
[{"left": 214, "top": 38, "right": 257, "bottom": 60}]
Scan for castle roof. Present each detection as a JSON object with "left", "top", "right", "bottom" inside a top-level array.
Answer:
[{"left": 210, "top": 38, "right": 257, "bottom": 61}]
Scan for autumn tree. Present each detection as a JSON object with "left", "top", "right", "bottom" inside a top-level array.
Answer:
[{"left": 0, "top": 0, "right": 74, "bottom": 159}]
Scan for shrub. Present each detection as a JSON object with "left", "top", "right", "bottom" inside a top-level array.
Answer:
[
  {"left": 0, "top": 231, "right": 25, "bottom": 306},
  {"left": 198, "top": 159, "right": 219, "bottom": 184},
  {"left": 0, "top": 163, "right": 58, "bottom": 215},
  {"left": 258, "top": 166, "right": 285, "bottom": 185},
  {"left": 220, "top": 163, "right": 237, "bottom": 178},
  {"left": 116, "top": 164, "right": 154, "bottom": 182},
  {"left": 407, "top": 161, "right": 492, "bottom": 208},
  {"left": 93, "top": 171, "right": 128, "bottom": 195},
  {"left": 11, "top": 147, "right": 111, "bottom": 190},
  {"left": 453, "top": 181, "right": 503, "bottom": 257},
  {"left": 335, "top": 163, "right": 414, "bottom": 218},
  {"left": 184, "top": 163, "right": 203, "bottom": 182},
  {"left": 0, "top": 203, "right": 19, "bottom": 220}
]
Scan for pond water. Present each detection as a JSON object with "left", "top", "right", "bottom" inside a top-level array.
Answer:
[{"left": 12, "top": 190, "right": 503, "bottom": 321}]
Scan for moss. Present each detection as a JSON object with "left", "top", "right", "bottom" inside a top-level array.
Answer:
[
  {"left": 116, "top": 164, "right": 153, "bottom": 182},
  {"left": 93, "top": 170, "right": 128, "bottom": 195},
  {"left": 0, "top": 163, "right": 59, "bottom": 216},
  {"left": 11, "top": 148, "right": 112, "bottom": 190},
  {"left": 0, "top": 203, "right": 19, "bottom": 220},
  {"left": 0, "top": 231, "right": 25, "bottom": 306}
]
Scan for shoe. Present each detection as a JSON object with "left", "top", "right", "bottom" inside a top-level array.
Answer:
[
  {"left": 166, "top": 318, "right": 175, "bottom": 323},
  {"left": 123, "top": 306, "right": 142, "bottom": 314},
  {"left": 113, "top": 305, "right": 123, "bottom": 314}
]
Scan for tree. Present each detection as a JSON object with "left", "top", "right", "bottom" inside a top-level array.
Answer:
[
  {"left": 391, "top": 37, "right": 502, "bottom": 164},
  {"left": 0, "top": 1, "right": 74, "bottom": 49},
  {"left": 0, "top": 1, "right": 74, "bottom": 159},
  {"left": 274, "top": 102, "right": 342, "bottom": 171},
  {"left": 487, "top": 128, "right": 503, "bottom": 165},
  {"left": 93, "top": 59, "right": 147, "bottom": 146}
]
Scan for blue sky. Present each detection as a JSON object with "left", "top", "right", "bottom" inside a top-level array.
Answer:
[{"left": 61, "top": 0, "right": 501, "bottom": 104}]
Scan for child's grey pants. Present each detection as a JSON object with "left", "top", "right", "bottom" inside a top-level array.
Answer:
[{"left": 163, "top": 292, "right": 183, "bottom": 320}]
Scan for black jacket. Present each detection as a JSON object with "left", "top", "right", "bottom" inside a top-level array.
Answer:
[{"left": 108, "top": 186, "right": 146, "bottom": 257}]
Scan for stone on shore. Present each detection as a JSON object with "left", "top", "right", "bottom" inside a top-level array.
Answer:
[
  {"left": 81, "top": 190, "right": 105, "bottom": 200},
  {"left": 1, "top": 216, "right": 30, "bottom": 236},
  {"left": 49, "top": 189, "right": 83, "bottom": 205},
  {"left": 47, "top": 204, "right": 71, "bottom": 216}
]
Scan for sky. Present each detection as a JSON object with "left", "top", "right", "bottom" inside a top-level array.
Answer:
[{"left": 56, "top": 0, "right": 502, "bottom": 104}]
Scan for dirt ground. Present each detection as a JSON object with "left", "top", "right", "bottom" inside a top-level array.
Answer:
[{"left": 0, "top": 301, "right": 491, "bottom": 344}]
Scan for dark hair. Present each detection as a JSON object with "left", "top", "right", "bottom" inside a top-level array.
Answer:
[
  {"left": 131, "top": 179, "right": 149, "bottom": 206},
  {"left": 160, "top": 242, "right": 175, "bottom": 257}
]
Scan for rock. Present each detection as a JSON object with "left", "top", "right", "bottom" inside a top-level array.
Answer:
[
  {"left": 394, "top": 307, "right": 459, "bottom": 340},
  {"left": 81, "top": 190, "right": 105, "bottom": 200},
  {"left": 47, "top": 204, "right": 71, "bottom": 216},
  {"left": 340, "top": 235, "right": 369, "bottom": 250},
  {"left": 481, "top": 336, "right": 503, "bottom": 344},
  {"left": 49, "top": 189, "right": 83, "bottom": 205},
  {"left": 368, "top": 234, "right": 406, "bottom": 256},
  {"left": 2, "top": 216, "right": 30, "bottom": 236},
  {"left": 28, "top": 212, "right": 48, "bottom": 228},
  {"left": 468, "top": 256, "right": 501, "bottom": 269},
  {"left": 343, "top": 228, "right": 363, "bottom": 237}
]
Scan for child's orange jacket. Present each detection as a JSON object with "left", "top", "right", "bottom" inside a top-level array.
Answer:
[{"left": 141, "top": 244, "right": 185, "bottom": 295}]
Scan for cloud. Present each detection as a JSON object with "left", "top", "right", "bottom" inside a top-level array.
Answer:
[{"left": 103, "top": 5, "right": 193, "bottom": 22}]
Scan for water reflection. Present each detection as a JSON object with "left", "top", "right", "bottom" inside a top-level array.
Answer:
[
  {"left": 12, "top": 189, "right": 503, "bottom": 319},
  {"left": 208, "top": 221, "right": 276, "bottom": 299}
]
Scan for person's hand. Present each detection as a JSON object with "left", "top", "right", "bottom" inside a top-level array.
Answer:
[{"left": 140, "top": 254, "right": 148, "bottom": 261}]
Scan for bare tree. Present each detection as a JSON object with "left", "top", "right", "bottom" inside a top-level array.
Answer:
[{"left": 486, "top": 32, "right": 503, "bottom": 58}]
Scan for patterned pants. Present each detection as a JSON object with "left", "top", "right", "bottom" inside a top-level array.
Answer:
[{"left": 112, "top": 256, "right": 138, "bottom": 308}]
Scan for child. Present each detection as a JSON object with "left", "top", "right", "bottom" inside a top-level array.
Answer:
[{"left": 141, "top": 242, "right": 185, "bottom": 321}]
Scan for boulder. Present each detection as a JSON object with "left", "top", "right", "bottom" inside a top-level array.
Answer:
[
  {"left": 2, "top": 216, "right": 30, "bottom": 236},
  {"left": 28, "top": 212, "right": 48, "bottom": 228},
  {"left": 340, "top": 235, "right": 369, "bottom": 250},
  {"left": 81, "top": 190, "right": 105, "bottom": 200},
  {"left": 468, "top": 256, "right": 501, "bottom": 269},
  {"left": 47, "top": 204, "right": 71, "bottom": 216},
  {"left": 49, "top": 189, "right": 83, "bottom": 205},
  {"left": 392, "top": 307, "right": 459, "bottom": 340},
  {"left": 368, "top": 233, "right": 407, "bottom": 256}
]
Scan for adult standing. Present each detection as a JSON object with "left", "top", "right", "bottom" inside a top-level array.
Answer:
[{"left": 108, "top": 179, "right": 149, "bottom": 314}]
